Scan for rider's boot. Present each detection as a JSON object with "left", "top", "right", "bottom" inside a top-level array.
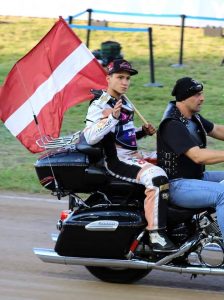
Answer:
[{"left": 149, "top": 230, "right": 177, "bottom": 252}]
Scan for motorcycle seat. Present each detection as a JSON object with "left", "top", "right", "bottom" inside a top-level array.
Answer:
[
  {"left": 76, "top": 136, "right": 103, "bottom": 162},
  {"left": 168, "top": 204, "right": 214, "bottom": 214},
  {"left": 167, "top": 204, "right": 214, "bottom": 225},
  {"left": 102, "top": 177, "right": 145, "bottom": 200}
]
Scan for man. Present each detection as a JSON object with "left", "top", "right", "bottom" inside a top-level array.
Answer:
[
  {"left": 83, "top": 58, "right": 176, "bottom": 252},
  {"left": 157, "top": 77, "right": 224, "bottom": 241}
]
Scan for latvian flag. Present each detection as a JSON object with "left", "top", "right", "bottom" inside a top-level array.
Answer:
[{"left": 0, "top": 18, "right": 107, "bottom": 153}]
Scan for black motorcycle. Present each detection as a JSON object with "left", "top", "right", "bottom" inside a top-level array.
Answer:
[{"left": 33, "top": 136, "right": 224, "bottom": 284}]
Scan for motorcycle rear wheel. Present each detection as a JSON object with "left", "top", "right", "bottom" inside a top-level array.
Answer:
[{"left": 86, "top": 266, "right": 151, "bottom": 283}]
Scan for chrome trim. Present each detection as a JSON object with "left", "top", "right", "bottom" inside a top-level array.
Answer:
[
  {"left": 155, "top": 238, "right": 196, "bottom": 266},
  {"left": 36, "top": 131, "right": 80, "bottom": 149},
  {"left": 200, "top": 242, "right": 224, "bottom": 267},
  {"left": 85, "top": 220, "right": 119, "bottom": 231},
  {"left": 33, "top": 248, "right": 151, "bottom": 269},
  {"left": 33, "top": 248, "right": 224, "bottom": 276},
  {"left": 155, "top": 264, "right": 224, "bottom": 276}
]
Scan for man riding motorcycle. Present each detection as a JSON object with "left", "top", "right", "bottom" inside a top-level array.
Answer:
[
  {"left": 157, "top": 77, "right": 224, "bottom": 242},
  {"left": 34, "top": 76, "right": 224, "bottom": 284}
]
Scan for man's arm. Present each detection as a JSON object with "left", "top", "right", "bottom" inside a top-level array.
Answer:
[
  {"left": 185, "top": 146, "right": 224, "bottom": 164},
  {"left": 161, "top": 119, "right": 224, "bottom": 165},
  {"left": 208, "top": 124, "right": 224, "bottom": 140}
]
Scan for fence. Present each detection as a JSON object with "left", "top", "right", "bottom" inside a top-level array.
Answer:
[{"left": 66, "top": 9, "right": 224, "bottom": 86}]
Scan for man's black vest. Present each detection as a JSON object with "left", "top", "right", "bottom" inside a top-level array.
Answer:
[{"left": 157, "top": 101, "right": 207, "bottom": 180}]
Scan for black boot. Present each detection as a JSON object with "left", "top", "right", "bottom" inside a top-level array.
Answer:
[{"left": 149, "top": 230, "right": 178, "bottom": 252}]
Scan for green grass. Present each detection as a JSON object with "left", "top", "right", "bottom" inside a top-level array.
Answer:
[{"left": 0, "top": 16, "right": 224, "bottom": 193}]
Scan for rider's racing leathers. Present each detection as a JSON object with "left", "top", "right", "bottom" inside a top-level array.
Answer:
[{"left": 83, "top": 90, "right": 168, "bottom": 231}]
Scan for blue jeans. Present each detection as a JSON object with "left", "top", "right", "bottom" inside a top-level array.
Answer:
[{"left": 169, "top": 171, "right": 224, "bottom": 239}]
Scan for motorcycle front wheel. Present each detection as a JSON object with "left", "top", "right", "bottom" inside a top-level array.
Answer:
[{"left": 86, "top": 266, "right": 151, "bottom": 283}]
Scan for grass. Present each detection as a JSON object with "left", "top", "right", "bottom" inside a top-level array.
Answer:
[{"left": 0, "top": 15, "right": 224, "bottom": 193}]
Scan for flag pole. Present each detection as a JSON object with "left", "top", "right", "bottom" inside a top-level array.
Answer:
[
  {"left": 124, "top": 95, "right": 148, "bottom": 125},
  {"left": 15, "top": 63, "right": 60, "bottom": 196}
]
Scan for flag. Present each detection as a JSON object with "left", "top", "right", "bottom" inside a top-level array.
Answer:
[{"left": 0, "top": 18, "right": 107, "bottom": 153}]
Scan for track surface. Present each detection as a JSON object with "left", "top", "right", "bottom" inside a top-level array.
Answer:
[{"left": 0, "top": 192, "right": 224, "bottom": 300}]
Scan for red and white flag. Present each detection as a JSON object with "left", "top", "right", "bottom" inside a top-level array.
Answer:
[{"left": 0, "top": 18, "right": 107, "bottom": 153}]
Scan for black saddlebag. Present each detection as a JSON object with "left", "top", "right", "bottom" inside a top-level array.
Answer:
[
  {"left": 34, "top": 146, "right": 107, "bottom": 193},
  {"left": 55, "top": 206, "right": 146, "bottom": 259}
]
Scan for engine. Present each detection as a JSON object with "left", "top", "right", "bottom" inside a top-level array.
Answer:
[
  {"left": 188, "top": 238, "right": 224, "bottom": 267},
  {"left": 188, "top": 213, "right": 224, "bottom": 267}
]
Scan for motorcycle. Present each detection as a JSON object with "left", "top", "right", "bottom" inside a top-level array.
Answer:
[{"left": 33, "top": 134, "right": 224, "bottom": 284}]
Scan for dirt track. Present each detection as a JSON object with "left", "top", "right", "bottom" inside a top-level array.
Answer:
[{"left": 0, "top": 191, "right": 224, "bottom": 300}]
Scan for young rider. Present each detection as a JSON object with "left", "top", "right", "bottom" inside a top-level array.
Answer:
[{"left": 82, "top": 59, "right": 177, "bottom": 252}]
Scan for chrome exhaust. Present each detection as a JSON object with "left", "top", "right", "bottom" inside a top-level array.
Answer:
[
  {"left": 33, "top": 247, "right": 224, "bottom": 276},
  {"left": 33, "top": 248, "right": 152, "bottom": 269},
  {"left": 155, "top": 264, "right": 224, "bottom": 276}
]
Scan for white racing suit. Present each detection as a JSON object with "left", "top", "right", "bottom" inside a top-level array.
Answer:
[{"left": 83, "top": 90, "right": 169, "bottom": 231}]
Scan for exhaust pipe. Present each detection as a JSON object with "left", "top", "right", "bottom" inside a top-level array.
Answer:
[
  {"left": 33, "top": 247, "right": 224, "bottom": 276},
  {"left": 33, "top": 248, "right": 151, "bottom": 269}
]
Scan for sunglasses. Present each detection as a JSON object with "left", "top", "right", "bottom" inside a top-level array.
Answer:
[{"left": 187, "top": 83, "right": 203, "bottom": 93}]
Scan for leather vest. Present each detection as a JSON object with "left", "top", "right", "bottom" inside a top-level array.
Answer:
[{"left": 157, "top": 101, "right": 207, "bottom": 179}]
